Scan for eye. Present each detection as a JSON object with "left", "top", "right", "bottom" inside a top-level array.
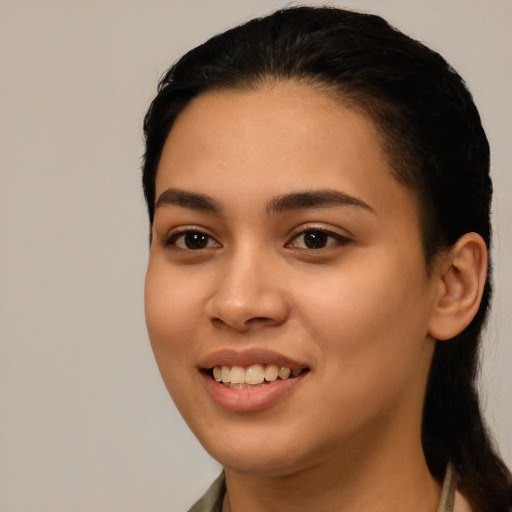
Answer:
[
  {"left": 287, "top": 229, "right": 349, "bottom": 250},
  {"left": 163, "top": 230, "right": 220, "bottom": 250}
]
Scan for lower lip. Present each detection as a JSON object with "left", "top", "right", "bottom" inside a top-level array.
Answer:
[{"left": 202, "top": 372, "right": 306, "bottom": 412}]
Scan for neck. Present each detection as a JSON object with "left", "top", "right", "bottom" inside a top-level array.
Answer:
[{"left": 223, "top": 425, "right": 441, "bottom": 512}]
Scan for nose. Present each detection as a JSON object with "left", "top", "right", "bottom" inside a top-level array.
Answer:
[{"left": 205, "top": 249, "right": 289, "bottom": 332}]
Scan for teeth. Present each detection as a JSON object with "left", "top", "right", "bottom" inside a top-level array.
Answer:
[
  {"left": 264, "top": 365, "right": 279, "bottom": 382},
  {"left": 211, "top": 364, "right": 304, "bottom": 387},
  {"left": 221, "top": 365, "right": 231, "bottom": 383},
  {"left": 278, "top": 366, "right": 291, "bottom": 379},
  {"left": 230, "top": 366, "right": 245, "bottom": 384},
  {"left": 245, "top": 364, "right": 265, "bottom": 385}
]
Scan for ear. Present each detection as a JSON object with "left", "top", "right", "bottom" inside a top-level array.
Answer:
[{"left": 428, "top": 232, "right": 488, "bottom": 341}]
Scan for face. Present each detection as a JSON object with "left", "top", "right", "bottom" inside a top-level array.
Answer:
[{"left": 145, "top": 82, "right": 441, "bottom": 476}]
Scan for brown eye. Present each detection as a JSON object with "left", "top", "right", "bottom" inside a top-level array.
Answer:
[
  {"left": 287, "top": 229, "right": 350, "bottom": 250},
  {"left": 183, "top": 232, "right": 209, "bottom": 249},
  {"left": 303, "top": 230, "right": 329, "bottom": 249},
  {"left": 163, "top": 230, "right": 220, "bottom": 250}
]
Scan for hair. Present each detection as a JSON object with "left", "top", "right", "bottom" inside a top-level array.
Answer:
[{"left": 142, "top": 6, "right": 511, "bottom": 511}]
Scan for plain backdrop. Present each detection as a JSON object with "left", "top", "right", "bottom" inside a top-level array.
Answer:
[{"left": 1, "top": 1, "right": 511, "bottom": 511}]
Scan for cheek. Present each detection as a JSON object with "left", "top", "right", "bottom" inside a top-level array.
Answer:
[
  {"left": 298, "top": 251, "right": 432, "bottom": 378},
  {"left": 144, "top": 261, "right": 205, "bottom": 379},
  {"left": 294, "top": 261, "right": 433, "bottom": 439}
]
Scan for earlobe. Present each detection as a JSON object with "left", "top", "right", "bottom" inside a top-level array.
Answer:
[{"left": 428, "top": 233, "right": 488, "bottom": 341}]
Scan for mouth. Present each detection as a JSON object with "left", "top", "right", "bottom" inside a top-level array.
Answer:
[
  {"left": 200, "top": 350, "right": 310, "bottom": 411},
  {"left": 208, "top": 364, "right": 309, "bottom": 389}
]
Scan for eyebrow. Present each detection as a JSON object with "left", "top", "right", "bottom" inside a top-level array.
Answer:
[
  {"left": 266, "top": 190, "right": 374, "bottom": 215},
  {"left": 155, "top": 188, "right": 222, "bottom": 213},
  {"left": 154, "top": 188, "right": 374, "bottom": 216}
]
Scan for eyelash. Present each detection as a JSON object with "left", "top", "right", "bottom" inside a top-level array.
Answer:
[
  {"left": 160, "top": 227, "right": 350, "bottom": 251},
  {"left": 160, "top": 228, "right": 220, "bottom": 250},
  {"left": 286, "top": 227, "right": 351, "bottom": 250}
]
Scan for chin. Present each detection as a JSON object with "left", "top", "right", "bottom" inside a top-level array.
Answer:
[
  {"left": 191, "top": 424, "right": 291, "bottom": 473},
  {"left": 195, "top": 420, "right": 329, "bottom": 478},
  {"left": 215, "top": 449, "right": 303, "bottom": 477}
]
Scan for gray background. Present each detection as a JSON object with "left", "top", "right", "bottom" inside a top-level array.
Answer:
[{"left": 1, "top": 1, "right": 511, "bottom": 510}]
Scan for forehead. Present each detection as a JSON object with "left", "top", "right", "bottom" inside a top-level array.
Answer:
[{"left": 155, "top": 82, "right": 419, "bottom": 223}]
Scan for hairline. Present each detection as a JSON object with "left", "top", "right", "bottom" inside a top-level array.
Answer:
[{"left": 150, "top": 75, "right": 440, "bottom": 266}]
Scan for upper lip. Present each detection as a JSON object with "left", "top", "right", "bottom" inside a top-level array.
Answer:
[{"left": 199, "top": 348, "right": 308, "bottom": 371}]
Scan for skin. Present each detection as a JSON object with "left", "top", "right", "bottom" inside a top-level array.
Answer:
[{"left": 144, "top": 82, "right": 448, "bottom": 511}]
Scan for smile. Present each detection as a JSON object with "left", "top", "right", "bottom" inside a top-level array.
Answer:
[
  {"left": 200, "top": 349, "right": 310, "bottom": 410},
  {"left": 211, "top": 364, "right": 305, "bottom": 388}
]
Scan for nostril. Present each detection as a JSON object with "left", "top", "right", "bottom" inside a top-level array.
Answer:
[
  {"left": 247, "top": 316, "right": 278, "bottom": 324},
  {"left": 208, "top": 308, "right": 287, "bottom": 332}
]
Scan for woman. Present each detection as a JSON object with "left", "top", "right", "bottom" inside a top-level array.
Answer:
[{"left": 142, "top": 6, "right": 511, "bottom": 512}]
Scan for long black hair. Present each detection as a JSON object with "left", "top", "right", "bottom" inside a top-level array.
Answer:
[{"left": 142, "top": 6, "right": 511, "bottom": 511}]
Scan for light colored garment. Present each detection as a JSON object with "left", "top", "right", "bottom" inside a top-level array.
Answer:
[
  {"left": 188, "top": 463, "right": 464, "bottom": 512},
  {"left": 188, "top": 473, "right": 225, "bottom": 512},
  {"left": 437, "top": 461, "right": 456, "bottom": 512}
]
